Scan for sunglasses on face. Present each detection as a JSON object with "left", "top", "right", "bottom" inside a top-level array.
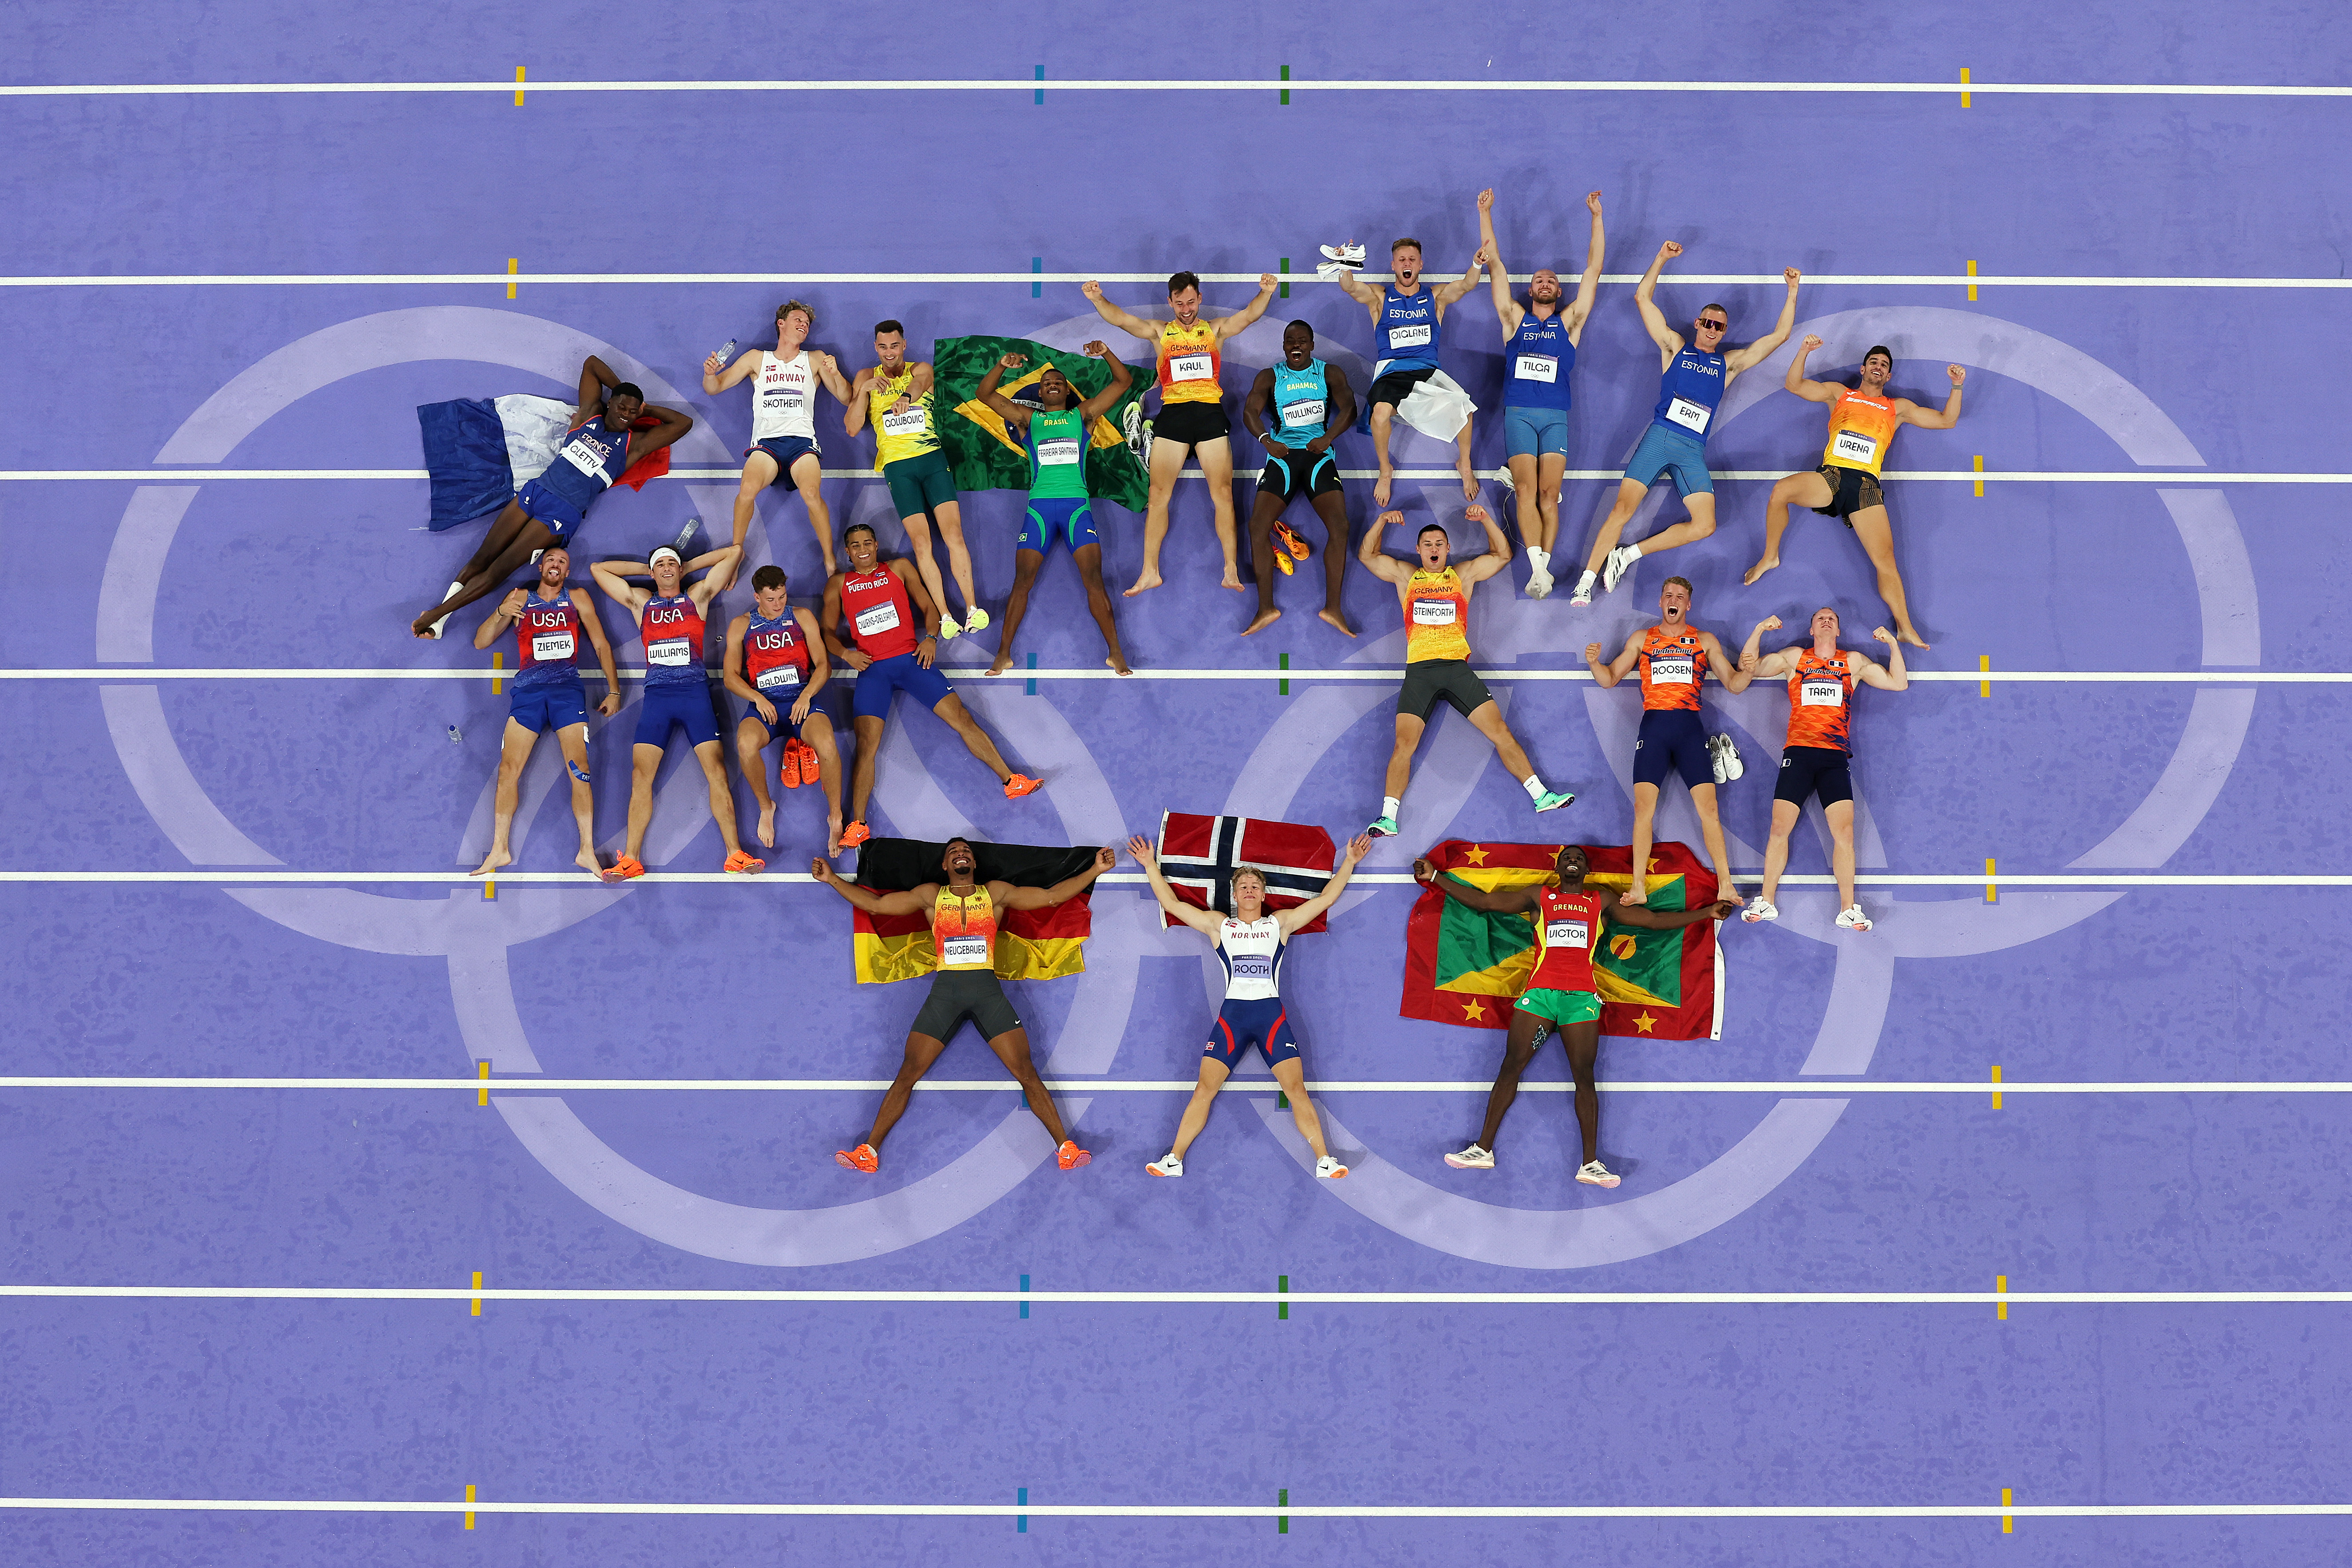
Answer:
[{"left": 1696, "top": 319, "right": 1728, "bottom": 332}]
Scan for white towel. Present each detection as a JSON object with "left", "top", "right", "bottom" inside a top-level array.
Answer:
[{"left": 1370, "top": 365, "right": 1478, "bottom": 444}]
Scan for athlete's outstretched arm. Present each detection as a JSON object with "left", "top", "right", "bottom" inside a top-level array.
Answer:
[
  {"left": 1600, "top": 887, "right": 1741, "bottom": 929},
  {"left": 842, "top": 367, "right": 874, "bottom": 437},
  {"left": 1585, "top": 630, "right": 1644, "bottom": 689},
  {"left": 1241, "top": 367, "right": 1279, "bottom": 445},
  {"left": 573, "top": 585, "right": 624, "bottom": 715},
  {"left": 810, "top": 859, "right": 933, "bottom": 917},
  {"left": 473, "top": 588, "right": 528, "bottom": 651},
  {"left": 1855, "top": 629, "right": 1910, "bottom": 691},
  {"left": 1124, "top": 837, "right": 1226, "bottom": 937},
  {"left": 1738, "top": 616, "right": 1800, "bottom": 680},
  {"left": 703, "top": 347, "right": 759, "bottom": 394},
  {"left": 1726, "top": 270, "right": 1803, "bottom": 376},
  {"left": 1219, "top": 275, "right": 1283, "bottom": 337},
  {"left": 1073, "top": 342, "right": 1133, "bottom": 421},
  {"left": 976, "top": 352, "right": 1035, "bottom": 429},
  {"left": 1080, "top": 279, "right": 1160, "bottom": 343},
  {"left": 1704, "top": 630, "right": 1754, "bottom": 694},
  {"left": 1476, "top": 189, "right": 1522, "bottom": 337},
  {"left": 1410, "top": 858, "right": 1540, "bottom": 915},
  {"left": 630, "top": 404, "right": 695, "bottom": 460},
  {"left": 1321, "top": 365, "right": 1358, "bottom": 443},
  {"left": 1634, "top": 242, "right": 1685, "bottom": 357},
  {"left": 1454, "top": 505, "right": 1514, "bottom": 584},
  {"left": 1432, "top": 248, "right": 1486, "bottom": 310},
  {"left": 576, "top": 355, "right": 620, "bottom": 417},
  {"left": 588, "top": 559, "right": 652, "bottom": 614},
  {"left": 1899, "top": 366, "right": 1968, "bottom": 430},
  {"left": 1566, "top": 191, "right": 1605, "bottom": 337},
  {"left": 909, "top": 363, "right": 935, "bottom": 398},
  {"left": 686, "top": 546, "right": 743, "bottom": 608},
  {"left": 1327, "top": 251, "right": 1384, "bottom": 310},
  {"left": 806, "top": 350, "right": 852, "bottom": 405},
  {"left": 1356, "top": 509, "right": 1414, "bottom": 583},
  {"left": 1275, "top": 834, "right": 1373, "bottom": 937},
  {"left": 889, "top": 559, "right": 945, "bottom": 667},
  {"left": 996, "top": 846, "right": 1119, "bottom": 911},
  {"left": 1781, "top": 335, "right": 1841, "bottom": 403}
]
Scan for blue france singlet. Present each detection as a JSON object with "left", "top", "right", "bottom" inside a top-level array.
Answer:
[
  {"left": 1504, "top": 310, "right": 1575, "bottom": 412},
  {"left": 1650, "top": 347, "right": 1727, "bottom": 443},
  {"left": 533, "top": 416, "right": 635, "bottom": 510},
  {"left": 1270, "top": 360, "right": 1331, "bottom": 445},
  {"left": 1377, "top": 285, "right": 1441, "bottom": 373}
]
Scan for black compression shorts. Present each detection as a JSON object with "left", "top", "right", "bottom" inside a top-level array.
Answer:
[
  {"left": 1398, "top": 658, "right": 1493, "bottom": 721},
  {"left": 910, "top": 968, "right": 1021, "bottom": 1042}
]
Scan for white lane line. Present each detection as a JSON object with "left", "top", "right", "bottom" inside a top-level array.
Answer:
[
  {"left": 9, "top": 467, "right": 2351, "bottom": 483},
  {"left": 3, "top": 1286, "right": 2346, "bottom": 1306},
  {"left": 2, "top": 667, "right": 2333, "bottom": 684},
  {"left": 1, "top": 871, "right": 2347, "bottom": 887},
  {"left": 6, "top": 1076, "right": 2347, "bottom": 1095},
  {"left": 6, "top": 272, "right": 2350, "bottom": 290}
]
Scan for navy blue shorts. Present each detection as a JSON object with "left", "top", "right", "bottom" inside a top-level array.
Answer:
[
  {"left": 514, "top": 477, "right": 589, "bottom": 544},
  {"left": 1018, "top": 496, "right": 1098, "bottom": 555},
  {"left": 1633, "top": 707, "right": 1713, "bottom": 790},
  {"left": 634, "top": 683, "right": 719, "bottom": 748},
  {"left": 1505, "top": 406, "right": 1569, "bottom": 459},
  {"left": 1203, "top": 997, "right": 1299, "bottom": 1070},
  {"left": 1775, "top": 745, "right": 1854, "bottom": 807},
  {"left": 1623, "top": 423, "right": 1713, "bottom": 498},
  {"left": 509, "top": 679, "right": 589, "bottom": 734},
  {"left": 734, "top": 683, "right": 837, "bottom": 743},
  {"left": 852, "top": 651, "right": 955, "bottom": 721},
  {"left": 747, "top": 436, "right": 821, "bottom": 485}
]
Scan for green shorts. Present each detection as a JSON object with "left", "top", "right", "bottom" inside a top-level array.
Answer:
[
  {"left": 883, "top": 449, "right": 957, "bottom": 518},
  {"left": 1514, "top": 987, "right": 1602, "bottom": 1028}
]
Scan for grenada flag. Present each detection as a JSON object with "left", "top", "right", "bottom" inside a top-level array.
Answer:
[
  {"left": 850, "top": 838, "right": 1099, "bottom": 986},
  {"left": 1400, "top": 839, "right": 1725, "bottom": 1040}
]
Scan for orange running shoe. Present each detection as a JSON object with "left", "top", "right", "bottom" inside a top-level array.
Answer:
[
  {"left": 1057, "top": 1139, "right": 1092, "bottom": 1171},
  {"left": 835, "top": 1143, "right": 879, "bottom": 1173},
  {"left": 724, "top": 849, "right": 765, "bottom": 874},
  {"left": 599, "top": 855, "right": 645, "bottom": 884},
  {"left": 838, "top": 820, "right": 872, "bottom": 847},
  {"left": 795, "top": 738, "right": 822, "bottom": 782},
  {"left": 1272, "top": 517, "right": 1311, "bottom": 565},
  {"left": 779, "top": 739, "right": 804, "bottom": 790},
  {"left": 1004, "top": 774, "right": 1045, "bottom": 799}
]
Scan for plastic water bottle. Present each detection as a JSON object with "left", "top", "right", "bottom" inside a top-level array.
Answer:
[
  {"left": 714, "top": 338, "right": 737, "bottom": 364},
  {"left": 446, "top": 724, "right": 463, "bottom": 746}
]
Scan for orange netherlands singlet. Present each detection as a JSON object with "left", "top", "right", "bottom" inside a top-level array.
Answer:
[
  {"left": 1785, "top": 647, "right": 1855, "bottom": 753},
  {"left": 932, "top": 885, "right": 999, "bottom": 972},
  {"left": 1638, "top": 624, "right": 1707, "bottom": 711},
  {"left": 1155, "top": 320, "right": 1223, "bottom": 405},
  {"left": 1820, "top": 389, "right": 1903, "bottom": 477},
  {"left": 1404, "top": 568, "right": 1472, "bottom": 663}
]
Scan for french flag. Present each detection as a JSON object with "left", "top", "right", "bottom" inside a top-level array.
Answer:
[
  {"left": 417, "top": 394, "right": 671, "bottom": 531},
  {"left": 1154, "top": 813, "right": 1338, "bottom": 933}
]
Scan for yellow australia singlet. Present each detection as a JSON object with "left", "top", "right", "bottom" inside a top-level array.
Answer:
[
  {"left": 1155, "top": 320, "right": 1223, "bottom": 404},
  {"left": 869, "top": 365, "right": 939, "bottom": 468},
  {"left": 932, "top": 885, "right": 999, "bottom": 972},
  {"left": 1819, "top": 389, "right": 1903, "bottom": 477},
  {"left": 1404, "top": 568, "right": 1472, "bottom": 663}
]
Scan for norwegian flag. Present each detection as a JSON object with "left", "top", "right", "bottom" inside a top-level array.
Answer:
[{"left": 1155, "top": 813, "right": 1338, "bottom": 933}]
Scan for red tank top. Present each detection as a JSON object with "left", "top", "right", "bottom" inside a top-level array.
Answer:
[
  {"left": 744, "top": 610, "right": 812, "bottom": 691},
  {"left": 840, "top": 566, "right": 918, "bottom": 659},
  {"left": 1785, "top": 647, "right": 1854, "bottom": 752},
  {"left": 513, "top": 591, "right": 581, "bottom": 683},
  {"left": 639, "top": 595, "right": 706, "bottom": 688},
  {"left": 1527, "top": 886, "right": 1603, "bottom": 994},
  {"left": 1639, "top": 624, "right": 1707, "bottom": 712}
]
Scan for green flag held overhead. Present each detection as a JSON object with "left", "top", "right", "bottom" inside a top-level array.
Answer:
[{"left": 932, "top": 336, "right": 1152, "bottom": 513}]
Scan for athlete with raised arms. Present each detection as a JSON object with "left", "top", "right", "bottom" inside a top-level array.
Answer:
[
  {"left": 1416, "top": 844, "right": 1738, "bottom": 1187},
  {"left": 589, "top": 544, "right": 764, "bottom": 880},
  {"left": 1082, "top": 269, "right": 1282, "bottom": 597},
  {"left": 702, "top": 300, "right": 853, "bottom": 574},
  {"left": 822, "top": 522, "right": 1042, "bottom": 849},
  {"left": 1475, "top": 187, "right": 1605, "bottom": 599},
  {"left": 1358, "top": 504, "right": 1577, "bottom": 838},
  {"left": 1239, "top": 320, "right": 1359, "bottom": 637},
  {"left": 1734, "top": 607, "right": 1910, "bottom": 931},
  {"left": 467, "top": 546, "right": 624, "bottom": 878},
  {"left": 1741, "top": 337, "right": 1964, "bottom": 649},
  {"left": 842, "top": 318, "right": 988, "bottom": 640},
  {"left": 721, "top": 563, "right": 846, "bottom": 857},
  {"left": 1326, "top": 227, "right": 1487, "bottom": 507},
  {"left": 814, "top": 838, "right": 1114, "bottom": 1174},
  {"left": 411, "top": 355, "right": 692, "bottom": 638},
  {"left": 1585, "top": 576, "right": 1753, "bottom": 905},
  {"left": 1127, "top": 833, "right": 1373, "bottom": 1179},
  {"left": 1572, "top": 246, "right": 1801, "bottom": 605},
  {"left": 973, "top": 342, "right": 1136, "bottom": 677}
]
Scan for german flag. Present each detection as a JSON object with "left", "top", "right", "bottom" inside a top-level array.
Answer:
[
  {"left": 1399, "top": 839, "right": 1725, "bottom": 1041},
  {"left": 850, "top": 838, "right": 1099, "bottom": 986}
]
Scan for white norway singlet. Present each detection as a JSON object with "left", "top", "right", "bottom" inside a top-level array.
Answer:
[
  {"left": 750, "top": 350, "right": 817, "bottom": 443},
  {"left": 1216, "top": 916, "right": 1286, "bottom": 1002}
]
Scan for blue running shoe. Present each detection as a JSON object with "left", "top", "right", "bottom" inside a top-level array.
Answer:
[{"left": 1533, "top": 789, "right": 1576, "bottom": 813}]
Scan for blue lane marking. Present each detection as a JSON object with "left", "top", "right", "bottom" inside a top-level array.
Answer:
[
  {"left": 1017, "top": 1486, "right": 1028, "bottom": 1532},
  {"left": 1032, "top": 255, "right": 1042, "bottom": 299},
  {"left": 1025, "top": 652, "right": 1037, "bottom": 696},
  {"left": 1033, "top": 66, "right": 1044, "bottom": 106},
  {"left": 1020, "top": 1272, "right": 1030, "bottom": 1318}
]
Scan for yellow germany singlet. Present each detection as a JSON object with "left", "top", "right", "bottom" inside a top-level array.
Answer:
[
  {"left": 932, "top": 885, "right": 998, "bottom": 972},
  {"left": 1819, "top": 389, "right": 1902, "bottom": 477},
  {"left": 1404, "top": 568, "right": 1472, "bottom": 663},
  {"left": 869, "top": 365, "right": 939, "bottom": 468},
  {"left": 1155, "top": 320, "right": 1223, "bottom": 405}
]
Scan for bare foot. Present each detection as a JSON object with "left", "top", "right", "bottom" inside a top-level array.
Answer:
[
  {"left": 987, "top": 653, "right": 1014, "bottom": 677},
  {"left": 470, "top": 847, "right": 512, "bottom": 877},
  {"left": 1242, "top": 607, "right": 1282, "bottom": 635},
  {"left": 1456, "top": 458, "right": 1480, "bottom": 500},
  {"left": 1107, "top": 656, "right": 1132, "bottom": 676},
  {"left": 826, "top": 818, "right": 844, "bottom": 856},
  {"left": 1372, "top": 471, "right": 1394, "bottom": 508},
  {"left": 757, "top": 803, "right": 777, "bottom": 849},
  {"left": 1741, "top": 555, "right": 1779, "bottom": 587},
  {"left": 1619, "top": 884, "right": 1649, "bottom": 907},
  {"left": 1121, "top": 571, "right": 1163, "bottom": 599},
  {"left": 1317, "top": 608, "right": 1358, "bottom": 637},
  {"left": 573, "top": 849, "right": 602, "bottom": 877},
  {"left": 1898, "top": 624, "right": 1932, "bottom": 650}
]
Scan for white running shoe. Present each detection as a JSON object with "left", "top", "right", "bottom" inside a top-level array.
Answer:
[
  {"left": 1836, "top": 904, "right": 1874, "bottom": 932},
  {"left": 1443, "top": 1143, "right": 1494, "bottom": 1169},
  {"left": 1708, "top": 732, "right": 1743, "bottom": 784},
  {"left": 1145, "top": 1153, "right": 1184, "bottom": 1177},
  {"left": 1320, "top": 242, "right": 1367, "bottom": 266},
  {"left": 1526, "top": 568, "right": 1553, "bottom": 600},
  {"left": 1740, "top": 897, "right": 1780, "bottom": 924},
  {"left": 1123, "top": 403, "right": 1152, "bottom": 467},
  {"left": 1601, "top": 544, "right": 1641, "bottom": 594},
  {"left": 1575, "top": 1160, "right": 1622, "bottom": 1188},
  {"left": 963, "top": 606, "right": 991, "bottom": 634},
  {"left": 1568, "top": 571, "right": 1596, "bottom": 607},
  {"left": 1315, "top": 1155, "right": 1349, "bottom": 1180}
]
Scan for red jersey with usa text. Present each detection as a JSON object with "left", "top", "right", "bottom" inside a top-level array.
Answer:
[
  {"left": 745, "top": 610, "right": 813, "bottom": 691},
  {"left": 512, "top": 591, "right": 584, "bottom": 689},
  {"left": 1639, "top": 624, "right": 1708, "bottom": 712},
  {"left": 1785, "top": 647, "right": 1855, "bottom": 753},
  {"left": 841, "top": 566, "right": 918, "bottom": 659},
  {"left": 640, "top": 595, "right": 705, "bottom": 688},
  {"left": 1527, "top": 886, "right": 1604, "bottom": 994}
]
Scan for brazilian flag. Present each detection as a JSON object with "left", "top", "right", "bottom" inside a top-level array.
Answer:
[
  {"left": 932, "top": 335, "right": 1152, "bottom": 512},
  {"left": 1400, "top": 840, "right": 1725, "bottom": 1040}
]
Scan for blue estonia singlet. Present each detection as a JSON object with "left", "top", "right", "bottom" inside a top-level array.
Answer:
[
  {"left": 639, "top": 595, "right": 705, "bottom": 688},
  {"left": 1504, "top": 311, "right": 1575, "bottom": 412},
  {"left": 1377, "top": 285, "right": 1442, "bottom": 373},
  {"left": 534, "top": 417, "right": 634, "bottom": 510},
  {"left": 512, "top": 591, "right": 584, "bottom": 690},
  {"left": 1270, "top": 360, "right": 1331, "bottom": 445},
  {"left": 1650, "top": 347, "right": 1727, "bottom": 442}
]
